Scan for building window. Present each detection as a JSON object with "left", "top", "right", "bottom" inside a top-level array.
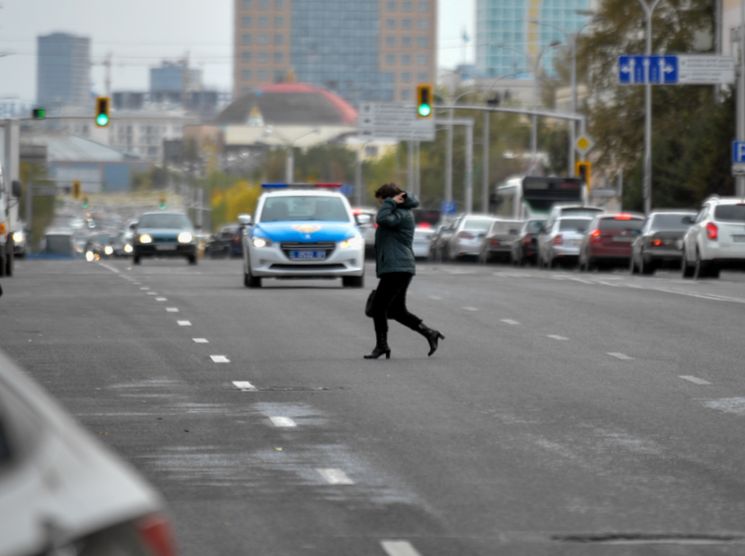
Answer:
[
  {"left": 243, "top": 0, "right": 251, "bottom": 7},
  {"left": 417, "top": 37, "right": 429, "bottom": 48},
  {"left": 401, "top": 72, "right": 412, "bottom": 81},
  {"left": 402, "top": 0, "right": 413, "bottom": 11},
  {"left": 417, "top": 19, "right": 429, "bottom": 29},
  {"left": 242, "top": 16, "right": 252, "bottom": 27},
  {"left": 400, "top": 89, "right": 412, "bottom": 100},
  {"left": 242, "top": 70, "right": 252, "bottom": 79},
  {"left": 401, "top": 54, "right": 411, "bottom": 65},
  {"left": 275, "top": 16, "right": 284, "bottom": 26},
  {"left": 402, "top": 37, "right": 412, "bottom": 47},
  {"left": 416, "top": 54, "right": 428, "bottom": 66},
  {"left": 385, "top": 54, "right": 395, "bottom": 65},
  {"left": 257, "top": 70, "right": 269, "bottom": 81},
  {"left": 258, "top": 34, "right": 270, "bottom": 44},
  {"left": 259, "top": 16, "right": 269, "bottom": 27},
  {"left": 386, "top": 18, "right": 396, "bottom": 29},
  {"left": 386, "top": 35, "right": 396, "bottom": 47},
  {"left": 417, "top": 0, "right": 428, "bottom": 11},
  {"left": 241, "top": 34, "right": 251, "bottom": 45},
  {"left": 259, "top": 0, "right": 269, "bottom": 8},
  {"left": 275, "top": 0, "right": 284, "bottom": 7},
  {"left": 258, "top": 52, "right": 270, "bottom": 63},
  {"left": 402, "top": 18, "right": 412, "bottom": 29},
  {"left": 274, "top": 52, "right": 284, "bottom": 62},
  {"left": 275, "top": 34, "right": 283, "bottom": 45},
  {"left": 387, "top": 0, "right": 396, "bottom": 10},
  {"left": 242, "top": 51, "right": 252, "bottom": 61}
]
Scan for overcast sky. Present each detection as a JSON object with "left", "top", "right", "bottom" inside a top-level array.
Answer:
[{"left": 0, "top": 0, "right": 474, "bottom": 103}]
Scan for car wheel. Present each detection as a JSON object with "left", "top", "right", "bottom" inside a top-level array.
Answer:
[
  {"left": 681, "top": 250, "right": 694, "bottom": 278},
  {"left": 693, "top": 249, "right": 709, "bottom": 280},
  {"left": 640, "top": 256, "right": 655, "bottom": 275},
  {"left": 478, "top": 248, "right": 489, "bottom": 264},
  {"left": 342, "top": 275, "right": 364, "bottom": 288},
  {"left": 709, "top": 265, "right": 721, "bottom": 279},
  {"left": 133, "top": 254, "right": 141, "bottom": 265},
  {"left": 188, "top": 254, "right": 197, "bottom": 265},
  {"left": 244, "top": 270, "right": 261, "bottom": 288},
  {"left": 629, "top": 255, "right": 638, "bottom": 275}
]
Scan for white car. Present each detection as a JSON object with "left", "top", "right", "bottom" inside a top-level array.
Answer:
[
  {"left": 446, "top": 214, "right": 497, "bottom": 260},
  {"left": 538, "top": 215, "right": 593, "bottom": 268},
  {"left": 682, "top": 196, "right": 745, "bottom": 279},
  {"left": 0, "top": 348, "right": 177, "bottom": 556},
  {"left": 243, "top": 185, "right": 365, "bottom": 288},
  {"left": 413, "top": 225, "right": 435, "bottom": 259}
]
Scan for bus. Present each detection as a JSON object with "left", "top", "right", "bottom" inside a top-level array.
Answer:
[{"left": 491, "top": 175, "right": 588, "bottom": 220}]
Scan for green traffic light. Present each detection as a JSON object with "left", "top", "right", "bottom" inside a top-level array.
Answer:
[
  {"left": 96, "top": 113, "right": 110, "bottom": 127},
  {"left": 417, "top": 104, "right": 432, "bottom": 118}
]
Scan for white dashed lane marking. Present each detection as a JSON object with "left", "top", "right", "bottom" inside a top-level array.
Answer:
[
  {"left": 547, "top": 334, "right": 569, "bottom": 341},
  {"left": 140, "top": 287, "right": 149, "bottom": 291},
  {"left": 177, "top": 320, "right": 192, "bottom": 327},
  {"left": 147, "top": 292, "right": 158, "bottom": 296},
  {"left": 232, "top": 381, "right": 257, "bottom": 392},
  {"left": 680, "top": 375, "right": 711, "bottom": 386},
  {"left": 269, "top": 416, "right": 297, "bottom": 428},
  {"left": 608, "top": 352, "right": 634, "bottom": 361},
  {"left": 166, "top": 307, "right": 179, "bottom": 313},
  {"left": 155, "top": 297, "right": 167, "bottom": 302},
  {"left": 381, "top": 540, "right": 422, "bottom": 556},
  {"left": 192, "top": 338, "right": 209, "bottom": 344},
  {"left": 317, "top": 468, "right": 354, "bottom": 485},
  {"left": 210, "top": 355, "right": 230, "bottom": 363},
  {"left": 501, "top": 319, "right": 520, "bottom": 326},
  {"left": 462, "top": 306, "right": 479, "bottom": 312}
]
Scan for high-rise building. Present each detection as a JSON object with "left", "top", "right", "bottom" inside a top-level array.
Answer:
[
  {"left": 475, "top": 0, "right": 593, "bottom": 81},
  {"left": 233, "top": 0, "right": 437, "bottom": 106},
  {"left": 37, "top": 33, "right": 91, "bottom": 109},
  {"left": 150, "top": 60, "right": 203, "bottom": 95}
]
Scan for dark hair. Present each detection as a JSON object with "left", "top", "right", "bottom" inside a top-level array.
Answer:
[{"left": 374, "top": 183, "right": 403, "bottom": 199}]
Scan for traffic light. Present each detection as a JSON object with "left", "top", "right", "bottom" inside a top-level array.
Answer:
[
  {"left": 72, "top": 180, "right": 81, "bottom": 199},
  {"left": 82, "top": 196, "right": 89, "bottom": 209},
  {"left": 95, "top": 96, "right": 111, "bottom": 127},
  {"left": 576, "top": 160, "right": 592, "bottom": 190},
  {"left": 31, "top": 107, "right": 46, "bottom": 120},
  {"left": 416, "top": 83, "right": 433, "bottom": 119},
  {"left": 159, "top": 195, "right": 167, "bottom": 210}
]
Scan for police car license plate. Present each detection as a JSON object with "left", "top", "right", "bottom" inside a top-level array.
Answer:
[
  {"left": 290, "top": 250, "right": 326, "bottom": 261},
  {"left": 155, "top": 243, "right": 176, "bottom": 251}
]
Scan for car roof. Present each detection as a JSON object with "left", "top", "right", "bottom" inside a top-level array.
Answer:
[
  {"left": 705, "top": 196, "right": 745, "bottom": 205},
  {"left": 261, "top": 189, "right": 347, "bottom": 198}
]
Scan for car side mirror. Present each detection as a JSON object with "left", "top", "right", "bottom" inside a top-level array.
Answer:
[
  {"left": 11, "top": 180, "right": 22, "bottom": 198},
  {"left": 355, "top": 213, "right": 373, "bottom": 226},
  {"left": 238, "top": 213, "right": 253, "bottom": 226},
  {"left": 129, "top": 222, "right": 138, "bottom": 230}
]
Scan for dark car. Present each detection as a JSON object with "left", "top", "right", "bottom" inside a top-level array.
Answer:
[
  {"left": 206, "top": 223, "right": 244, "bottom": 258},
  {"left": 579, "top": 213, "right": 645, "bottom": 271},
  {"left": 84, "top": 232, "right": 116, "bottom": 261},
  {"left": 132, "top": 211, "right": 198, "bottom": 265},
  {"left": 630, "top": 210, "right": 696, "bottom": 275},
  {"left": 511, "top": 218, "right": 545, "bottom": 266}
]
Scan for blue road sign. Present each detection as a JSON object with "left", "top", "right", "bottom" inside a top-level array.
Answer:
[
  {"left": 732, "top": 141, "right": 745, "bottom": 164},
  {"left": 441, "top": 200, "right": 457, "bottom": 215},
  {"left": 618, "top": 55, "right": 678, "bottom": 85}
]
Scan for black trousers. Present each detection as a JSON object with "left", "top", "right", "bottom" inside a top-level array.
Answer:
[{"left": 371, "top": 272, "right": 422, "bottom": 341}]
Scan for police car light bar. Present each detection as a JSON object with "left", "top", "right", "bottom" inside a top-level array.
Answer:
[{"left": 261, "top": 183, "right": 342, "bottom": 189}]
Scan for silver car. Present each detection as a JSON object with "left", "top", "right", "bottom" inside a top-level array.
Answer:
[
  {"left": 538, "top": 216, "right": 593, "bottom": 268},
  {"left": 479, "top": 218, "right": 522, "bottom": 263},
  {"left": 0, "top": 348, "right": 177, "bottom": 556},
  {"left": 445, "top": 214, "right": 496, "bottom": 261}
]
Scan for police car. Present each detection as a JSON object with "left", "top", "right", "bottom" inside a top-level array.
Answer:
[{"left": 242, "top": 183, "right": 365, "bottom": 288}]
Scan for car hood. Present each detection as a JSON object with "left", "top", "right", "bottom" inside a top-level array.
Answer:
[
  {"left": 136, "top": 227, "right": 189, "bottom": 237},
  {"left": 254, "top": 222, "right": 356, "bottom": 242}
]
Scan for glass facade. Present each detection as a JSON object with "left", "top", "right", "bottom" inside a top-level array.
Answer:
[
  {"left": 475, "top": 0, "right": 592, "bottom": 80},
  {"left": 37, "top": 33, "right": 91, "bottom": 109}
]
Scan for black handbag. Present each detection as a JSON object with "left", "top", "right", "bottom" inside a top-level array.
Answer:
[{"left": 365, "top": 289, "right": 376, "bottom": 317}]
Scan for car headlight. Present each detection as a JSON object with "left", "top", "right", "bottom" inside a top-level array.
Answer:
[
  {"left": 104, "top": 245, "right": 114, "bottom": 256},
  {"left": 252, "top": 237, "right": 272, "bottom": 248},
  {"left": 12, "top": 230, "right": 25, "bottom": 243},
  {"left": 139, "top": 233, "right": 153, "bottom": 244},
  {"left": 123, "top": 243, "right": 133, "bottom": 254},
  {"left": 339, "top": 235, "right": 363, "bottom": 249},
  {"left": 178, "top": 231, "right": 194, "bottom": 244}
]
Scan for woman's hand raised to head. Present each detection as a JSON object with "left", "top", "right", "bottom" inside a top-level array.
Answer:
[{"left": 393, "top": 192, "right": 407, "bottom": 204}]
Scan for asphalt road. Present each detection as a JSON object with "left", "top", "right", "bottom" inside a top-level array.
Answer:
[{"left": 2, "top": 258, "right": 745, "bottom": 555}]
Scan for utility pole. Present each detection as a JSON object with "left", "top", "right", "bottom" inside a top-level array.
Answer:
[
  {"left": 638, "top": 0, "right": 661, "bottom": 214},
  {"left": 738, "top": 0, "right": 745, "bottom": 196},
  {"left": 445, "top": 106, "right": 454, "bottom": 205},
  {"left": 482, "top": 111, "right": 490, "bottom": 212}
]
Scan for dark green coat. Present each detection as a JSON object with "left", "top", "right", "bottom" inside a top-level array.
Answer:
[{"left": 374, "top": 195, "right": 420, "bottom": 277}]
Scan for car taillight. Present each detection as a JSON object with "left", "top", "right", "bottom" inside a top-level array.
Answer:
[
  {"left": 138, "top": 514, "right": 177, "bottom": 556},
  {"left": 706, "top": 222, "right": 718, "bottom": 240},
  {"left": 651, "top": 238, "right": 664, "bottom": 247},
  {"left": 552, "top": 234, "right": 563, "bottom": 245},
  {"left": 522, "top": 236, "right": 532, "bottom": 245},
  {"left": 590, "top": 229, "right": 602, "bottom": 242}
]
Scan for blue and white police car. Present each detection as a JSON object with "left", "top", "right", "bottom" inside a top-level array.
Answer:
[{"left": 242, "top": 184, "right": 365, "bottom": 288}]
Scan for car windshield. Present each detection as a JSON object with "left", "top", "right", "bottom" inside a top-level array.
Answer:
[
  {"left": 559, "top": 218, "right": 591, "bottom": 231},
  {"left": 525, "top": 220, "right": 545, "bottom": 233},
  {"left": 559, "top": 207, "right": 603, "bottom": 218},
  {"left": 652, "top": 213, "right": 694, "bottom": 230},
  {"left": 714, "top": 204, "right": 745, "bottom": 222},
  {"left": 260, "top": 196, "right": 349, "bottom": 222},
  {"left": 138, "top": 213, "right": 192, "bottom": 229},
  {"left": 599, "top": 218, "right": 644, "bottom": 231},
  {"left": 463, "top": 218, "right": 493, "bottom": 231}
]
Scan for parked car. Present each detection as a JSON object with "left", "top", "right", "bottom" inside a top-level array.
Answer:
[
  {"left": 132, "top": 211, "right": 198, "bottom": 265},
  {"left": 428, "top": 218, "right": 458, "bottom": 261},
  {"left": 630, "top": 210, "right": 696, "bottom": 275},
  {"left": 579, "top": 213, "right": 645, "bottom": 271},
  {"left": 479, "top": 218, "right": 522, "bottom": 263},
  {"left": 352, "top": 207, "right": 377, "bottom": 258},
  {"left": 0, "top": 348, "right": 177, "bottom": 556},
  {"left": 681, "top": 196, "right": 745, "bottom": 279},
  {"left": 443, "top": 214, "right": 496, "bottom": 261},
  {"left": 511, "top": 218, "right": 546, "bottom": 266},
  {"left": 538, "top": 216, "right": 593, "bottom": 269},
  {"left": 413, "top": 224, "right": 435, "bottom": 259}
]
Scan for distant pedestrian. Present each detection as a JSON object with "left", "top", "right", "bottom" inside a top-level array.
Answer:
[{"left": 364, "top": 183, "right": 444, "bottom": 360}]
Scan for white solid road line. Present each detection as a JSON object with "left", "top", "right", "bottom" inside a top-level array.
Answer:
[
  {"left": 381, "top": 540, "right": 422, "bottom": 556},
  {"left": 210, "top": 355, "right": 230, "bottom": 363},
  {"left": 680, "top": 375, "right": 712, "bottom": 386},
  {"left": 317, "top": 468, "right": 354, "bottom": 485},
  {"left": 177, "top": 320, "right": 192, "bottom": 327},
  {"left": 192, "top": 338, "right": 209, "bottom": 344},
  {"left": 608, "top": 352, "right": 634, "bottom": 361},
  {"left": 547, "top": 334, "right": 569, "bottom": 341},
  {"left": 269, "top": 416, "right": 297, "bottom": 428},
  {"left": 166, "top": 307, "right": 179, "bottom": 313},
  {"left": 232, "top": 381, "right": 257, "bottom": 392},
  {"left": 501, "top": 318, "right": 520, "bottom": 326}
]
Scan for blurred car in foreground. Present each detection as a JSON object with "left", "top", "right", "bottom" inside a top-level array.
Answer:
[
  {"left": 538, "top": 216, "right": 593, "bottom": 269},
  {"left": 682, "top": 196, "right": 745, "bottom": 279},
  {"left": 511, "top": 218, "right": 545, "bottom": 266},
  {"left": 112, "top": 230, "right": 134, "bottom": 257},
  {"left": 443, "top": 214, "right": 496, "bottom": 261},
  {"left": 132, "top": 211, "right": 198, "bottom": 265},
  {"left": 243, "top": 184, "right": 365, "bottom": 288},
  {"left": 479, "top": 218, "right": 522, "bottom": 263},
  {"left": 579, "top": 213, "right": 645, "bottom": 271},
  {"left": 0, "top": 348, "right": 177, "bottom": 556},
  {"left": 413, "top": 225, "right": 435, "bottom": 259},
  {"left": 84, "top": 232, "right": 116, "bottom": 262},
  {"left": 630, "top": 210, "right": 696, "bottom": 275}
]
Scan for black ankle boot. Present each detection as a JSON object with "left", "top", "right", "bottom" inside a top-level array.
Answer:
[
  {"left": 364, "top": 330, "right": 391, "bottom": 359},
  {"left": 417, "top": 323, "right": 445, "bottom": 356}
]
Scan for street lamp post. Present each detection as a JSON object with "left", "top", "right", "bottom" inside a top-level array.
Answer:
[
  {"left": 638, "top": 0, "right": 661, "bottom": 214},
  {"left": 263, "top": 126, "right": 319, "bottom": 183}
]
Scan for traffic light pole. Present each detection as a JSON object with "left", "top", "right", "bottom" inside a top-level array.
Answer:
[{"left": 638, "top": 0, "right": 661, "bottom": 215}]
